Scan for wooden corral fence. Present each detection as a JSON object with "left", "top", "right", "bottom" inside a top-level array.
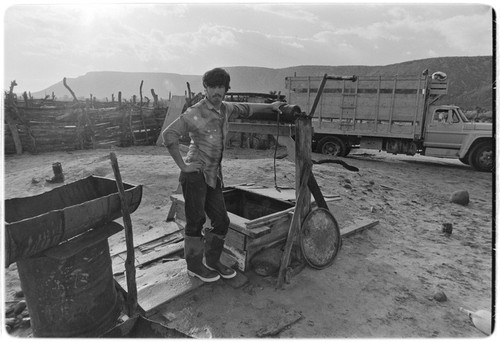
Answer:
[
  {"left": 4, "top": 80, "right": 170, "bottom": 155},
  {"left": 4, "top": 103, "right": 168, "bottom": 154}
]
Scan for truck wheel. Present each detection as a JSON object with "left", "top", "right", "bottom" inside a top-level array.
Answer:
[
  {"left": 468, "top": 142, "right": 493, "bottom": 172},
  {"left": 344, "top": 144, "right": 352, "bottom": 157},
  {"left": 317, "top": 137, "right": 347, "bottom": 156}
]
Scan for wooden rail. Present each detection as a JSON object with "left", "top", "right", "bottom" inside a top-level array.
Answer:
[{"left": 4, "top": 104, "right": 168, "bottom": 154}]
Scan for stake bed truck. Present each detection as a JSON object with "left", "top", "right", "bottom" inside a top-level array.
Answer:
[{"left": 285, "top": 72, "right": 493, "bottom": 172}]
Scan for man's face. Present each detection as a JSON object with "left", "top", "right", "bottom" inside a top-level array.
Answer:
[{"left": 205, "top": 85, "right": 226, "bottom": 108}]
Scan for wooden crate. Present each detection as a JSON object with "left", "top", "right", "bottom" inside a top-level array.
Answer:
[{"left": 169, "top": 186, "right": 296, "bottom": 272}]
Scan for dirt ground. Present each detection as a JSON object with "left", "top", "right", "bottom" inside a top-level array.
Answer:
[{"left": 2, "top": 144, "right": 494, "bottom": 338}]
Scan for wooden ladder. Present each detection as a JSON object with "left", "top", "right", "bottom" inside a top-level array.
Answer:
[{"left": 339, "top": 78, "right": 359, "bottom": 127}]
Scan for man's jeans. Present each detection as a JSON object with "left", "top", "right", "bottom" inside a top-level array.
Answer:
[{"left": 179, "top": 171, "right": 230, "bottom": 237}]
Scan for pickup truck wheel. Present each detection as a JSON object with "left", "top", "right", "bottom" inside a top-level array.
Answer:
[
  {"left": 468, "top": 143, "right": 493, "bottom": 172},
  {"left": 317, "top": 137, "right": 346, "bottom": 156}
]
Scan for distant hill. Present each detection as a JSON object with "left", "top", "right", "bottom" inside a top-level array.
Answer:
[{"left": 32, "top": 56, "right": 493, "bottom": 111}]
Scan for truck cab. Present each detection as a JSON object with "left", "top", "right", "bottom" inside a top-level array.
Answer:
[{"left": 423, "top": 105, "right": 493, "bottom": 171}]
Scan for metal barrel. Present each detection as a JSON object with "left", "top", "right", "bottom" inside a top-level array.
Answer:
[{"left": 16, "top": 238, "right": 121, "bottom": 337}]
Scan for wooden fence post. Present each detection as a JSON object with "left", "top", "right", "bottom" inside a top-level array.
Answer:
[
  {"left": 5, "top": 81, "right": 23, "bottom": 154},
  {"left": 151, "top": 89, "right": 158, "bottom": 108}
]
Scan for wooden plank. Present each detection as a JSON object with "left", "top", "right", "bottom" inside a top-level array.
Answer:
[
  {"left": 232, "top": 185, "right": 340, "bottom": 206},
  {"left": 112, "top": 234, "right": 184, "bottom": 275},
  {"left": 109, "top": 221, "right": 181, "bottom": 256},
  {"left": 225, "top": 226, "right": 246, "bottom": 251},
  {"left": 307, "top": 173, "right": 328, "bottom": 209},
  {"left": 340, "top": 218, "right": 379, "bottom": 237},
  {"left": 135, "top": 241, "right": 184, "bottom": 268},
  {"left": 244, "top": 207, "right": 295, "bottom": 229},
  {"left": 137, "top": 231, "right": 184, "bottom": 253},
  {"left": 232, "top": 185, "right": 297, "bottom": 203},
  {"left": 221, "top": 242, "right": 247, "bottom": 271},
  {"left": 115, "top": 259, "right": 204, "bottom": 314}
]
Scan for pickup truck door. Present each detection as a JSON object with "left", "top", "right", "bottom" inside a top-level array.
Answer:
[{"left": 424, "top": 108, "right": 466, "bottom": 150}]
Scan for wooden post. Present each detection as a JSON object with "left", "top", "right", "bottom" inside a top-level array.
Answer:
[
  {"left": 139, "top": 80, "right": 144, "bottom": 107},
  {"left": 151, "top": 89, "right": 158, "bottom": 108},
  {"left": 110, "top": 152, "right": 138, "bottom": 317},
  {"left": 138, "top": 81, "right": 149, "bottom": 143},
  {"left": 22, "top": 91, "right": 29, "bottom": 108},
  {"left": 309, "top": 74, "right": 327, "bottom": 119},
  {"left": 5, "top": 81, "right": 23, "bottom": 155},
  {"left": 276, "top": 164, "right": 311, "bottom": 289},
  {"left": 277, "top": 116, "right": 313, "bottom": 288},
  {"left": 186, "top": 82, "right": 192, "bottom": 104},
  {"left": 293, "top": 116, "right": 312, "bottom": 259},
  {"left": 63, "top": 77, "right": 78, "bottom": 102},
  {"left": 295, "top": 116, "right": 312, "bottom": 198}
]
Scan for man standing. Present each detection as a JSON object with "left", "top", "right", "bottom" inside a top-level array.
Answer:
[{"left": 162, "top": 68, "right": 284, "bottom": 282}]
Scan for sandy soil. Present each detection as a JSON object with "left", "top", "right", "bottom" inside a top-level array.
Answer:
[{"left": 3, "top": 144, "right": 494, "bottom": 338}]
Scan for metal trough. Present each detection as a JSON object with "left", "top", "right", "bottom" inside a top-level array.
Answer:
[
  {"left": 4, "top": 175, "right": 142, "bottom": 337},
  {"left": 4, "top": 175, "right": 142, "bottom": 266}
]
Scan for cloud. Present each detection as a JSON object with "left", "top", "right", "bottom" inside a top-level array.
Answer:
[
  {"left": 282, "top": 41, "right": 305, "bottom": 49},
  {"left": 246, "top": 3, "right": 319, "bottom": 23},
  {"left": 431, "top": 14, "right": 492, "bottom": 53},
  {"left": 3, "top": 3, "right": 493, "bottom": 92},
  {"left": 199, "top": 24, "right": 238, "bottom": 47}
]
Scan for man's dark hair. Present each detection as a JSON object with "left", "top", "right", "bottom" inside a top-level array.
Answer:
[{"left": 202, "top": 68, "right": 231, "bottom": 91}]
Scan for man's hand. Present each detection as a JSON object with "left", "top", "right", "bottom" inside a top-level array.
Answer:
[
  {"left": 181, "top": 161, "right": 203, "bottom": 173},
  {"left": 271, "top": 101, "right": 286, "bottom": 112},
  {"left": 167, "top": 144, "right": 203, "bottom": 173}
]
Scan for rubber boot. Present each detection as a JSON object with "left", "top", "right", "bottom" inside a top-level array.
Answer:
[
  {"left": 184, "top": 235, "right": 220, "bottom": 282},
  {"left": 203, "top": 231, "right": 237, "bottom": 279}
]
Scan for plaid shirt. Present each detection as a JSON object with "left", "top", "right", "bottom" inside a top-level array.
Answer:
[{"left": 163, "top": 98, "right": 259, "bottom": 188}]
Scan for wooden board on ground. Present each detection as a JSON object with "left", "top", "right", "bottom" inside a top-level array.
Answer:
[
  {"left": 340, "top": 218, "right": 379, "bottom": 237},
  {"left": 115, "top": 259, "right": 204, "bottom": 315},
  {"left": 109, "top": 221, "right": 181, "bottom": 257},
  {"left": 112, "top": 230, "right": 184, "bottom": 275}
]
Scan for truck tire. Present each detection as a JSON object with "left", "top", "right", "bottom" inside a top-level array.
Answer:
[
  {"left": 344, "top": 144, "right": 352, "bottom": 157},
  {"left": 317, "top": 137, "right": 347, "bottom": 157},
  {"left": 467, "top": 142, "right": 493, "bottom": 172}
]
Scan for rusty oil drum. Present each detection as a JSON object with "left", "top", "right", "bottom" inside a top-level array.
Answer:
[{"left": 16, "top": 236, "right": 121, "bottom": 337}]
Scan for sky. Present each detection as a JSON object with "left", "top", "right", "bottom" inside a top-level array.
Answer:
[{"left": 1, "top": 1, "right": 495, "bottom": 94}]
